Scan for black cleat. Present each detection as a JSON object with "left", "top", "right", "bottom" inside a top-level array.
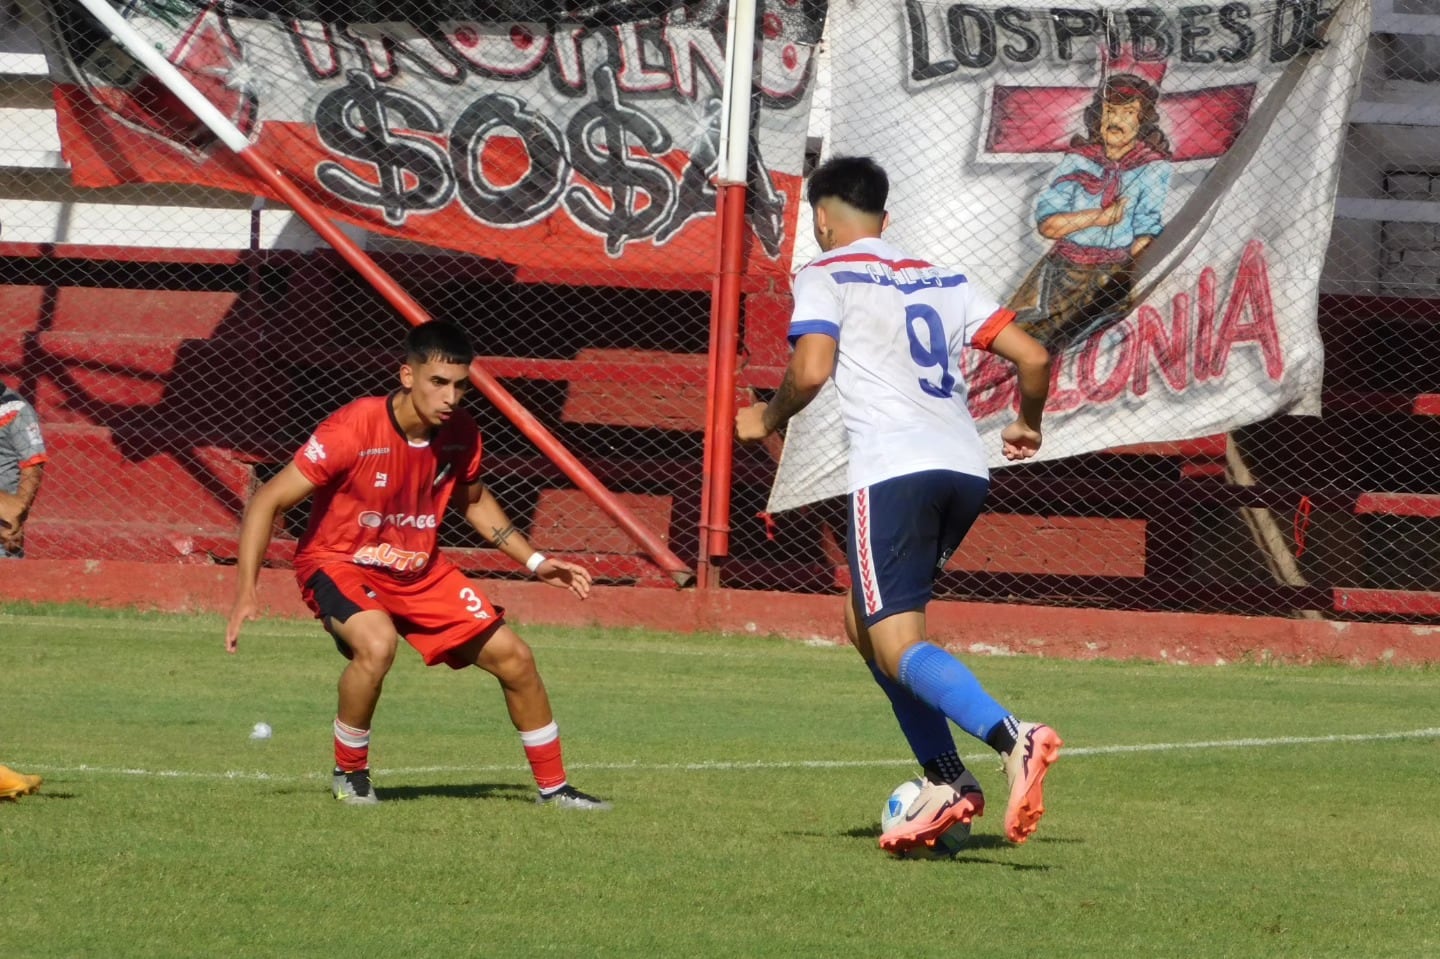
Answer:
[{"left": 536, "top": 784, "right": 612, "bottom": 811}]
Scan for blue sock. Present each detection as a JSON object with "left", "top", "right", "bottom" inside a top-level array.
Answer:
[
  {"left": 867, "top": 660, "right": 956, "bottom": 766},
  {"left": 897, "top": 642, "right": 1010, "bottom": 742}
]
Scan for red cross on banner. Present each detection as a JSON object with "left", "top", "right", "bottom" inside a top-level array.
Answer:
[
  {"left": 984, "top": 45, "right": 1255, "bottom": 161},
  {"left": 986, "top": 81, "right": 1255, "bottom": 160}
]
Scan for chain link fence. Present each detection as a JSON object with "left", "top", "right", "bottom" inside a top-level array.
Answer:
[{"left": 2, "top": 0, "right": 1439, "bottom": 621}]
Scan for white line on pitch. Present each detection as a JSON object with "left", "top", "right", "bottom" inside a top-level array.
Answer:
[{"left": 15, "top": 727, "right": 1440, "bottom": 785}]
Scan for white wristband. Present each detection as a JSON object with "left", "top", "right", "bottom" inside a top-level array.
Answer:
[{"left": 525, "top": 552, "right": 548, "bottom": 573}]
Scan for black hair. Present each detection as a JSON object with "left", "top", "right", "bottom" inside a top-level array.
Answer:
[
  {"left": 404, "top": 320, "right": 475, "bottom": 366},
  {"left": 806, "top": 155, "right": 889, "bottom": 215}
]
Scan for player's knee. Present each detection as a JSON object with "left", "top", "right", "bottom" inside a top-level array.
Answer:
[
  {"left": 489, "top": 637, "right": 538, "bottom": 683},
  {"left": 346, "top": 629, "right": 398, "bottom": 671}
]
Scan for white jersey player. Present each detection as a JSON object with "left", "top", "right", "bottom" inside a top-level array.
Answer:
[
  {"left": 788, "top": 234, "right": 1012, "bottom": 492},
  {"left": 736, "top": 156, "right": 1064, "bottom": 855}
]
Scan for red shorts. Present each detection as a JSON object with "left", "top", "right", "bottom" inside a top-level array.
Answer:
[{"left": 298, "top": 559, "right": 504, "bottom": 670}]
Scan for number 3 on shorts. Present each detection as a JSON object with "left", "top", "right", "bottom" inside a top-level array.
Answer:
[{"left": 459, "top": 586, "right": 491, "bottom": 619}]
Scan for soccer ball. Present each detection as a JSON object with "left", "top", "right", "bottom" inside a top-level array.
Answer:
[{"left": 881, "top": 777, "right": 971, "bottom": 860}]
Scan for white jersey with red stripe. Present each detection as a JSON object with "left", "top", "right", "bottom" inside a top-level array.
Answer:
[{"left": 787, "top": 236, "right": 1015, "bottom": 491}]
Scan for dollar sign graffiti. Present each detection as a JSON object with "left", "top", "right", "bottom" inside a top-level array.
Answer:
[
  {"left": 651, "top": 96, "right": 787, "bottom": 258},
  {"left": 564, "top": 66, "right": 677, "bottom": 256},
  {"left": 315, "top": 72, "right": 455, "bottom": 226},
  {"left": 451, "top": 94, "right": 569, "bottom": 227},
  {"left": 744, "top": 142, "right": 788, "bottom": 259},
  {"left": 653, "top": 96, "right": 721, "bottom": 247}
]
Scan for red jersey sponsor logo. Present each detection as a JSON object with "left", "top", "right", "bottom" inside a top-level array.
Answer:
[
  {"left": 352, "top": 543, "right": 430, "bottom": 574},
  {"left": 291, "top": 396, "right": 483, "bottom": 586},
  {"left": 357, "top": 511, "right": 438, "bottom": 530}
]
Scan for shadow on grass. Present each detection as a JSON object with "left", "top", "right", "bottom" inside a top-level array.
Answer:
[
  {"left": 372, "top": 782, "right": 536, "bottom": 803},
  {"left": 268, "top": 781, "right": 534, "bottom": 803},
  {"left": 838, "top": 823, "right": 1066, "bottom": 869},
  {"left": 2, "top": 792, "right": 74, "bottom": 802}
]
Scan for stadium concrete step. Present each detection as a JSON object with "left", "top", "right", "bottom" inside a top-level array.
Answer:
[
  {"left": 7, "top": 242, "right": 1440, "bottom": 618},
  {"left": 558, "top": 349, "right": 708, "bottom": 432},
  {"left": 23, "top": 518, "right": 264, "bottom": 565},
  {"left": 21, "top": 519, "right": 670, "bottom": 584},
  {"left": 32, "top": 423, "right": 250, "bottom": 529},
  {"left": 527, "top": 487, "right": 674, "bottom": 557}
]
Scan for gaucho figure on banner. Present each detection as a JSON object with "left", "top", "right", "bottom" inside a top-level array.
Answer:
[{"left": 1008, "top": 60, "right": 1173, "bottom": 352}]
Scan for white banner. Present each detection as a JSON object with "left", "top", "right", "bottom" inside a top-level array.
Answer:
[{"left": 769, "top": 0, "right": 1369, "bottom": 511}]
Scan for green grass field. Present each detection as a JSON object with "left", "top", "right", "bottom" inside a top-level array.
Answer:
[{"left": 2, "top": 603, "right": 1437, "bottom": 958}]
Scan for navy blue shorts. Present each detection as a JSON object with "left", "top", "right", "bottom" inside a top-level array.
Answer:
[{"left": 847, "top": 469, "right": 989, "bottom": 627}]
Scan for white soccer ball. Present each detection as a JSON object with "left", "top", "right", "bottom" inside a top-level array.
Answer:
[
  {"left": 881, "top": 777, "right": 971, "bottom": 860},
  {"left": 249, "top": 722, "right": 272, "bottom": 740}
]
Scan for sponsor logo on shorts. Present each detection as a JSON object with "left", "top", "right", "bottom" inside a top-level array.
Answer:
[{"left": 357, "top": 511, "right": 437, "bottom": 530}]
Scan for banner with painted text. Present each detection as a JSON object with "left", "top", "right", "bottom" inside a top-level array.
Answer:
[
  {"left": 36, "top": 0, "right": 817, "bottom": 276},
  {"left": 769, "top": 0, "right": 1369, "bottom": 511}
]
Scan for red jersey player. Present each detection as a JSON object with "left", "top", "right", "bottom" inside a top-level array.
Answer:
[{"left": 225, "top": 320, "right": 610, "bottom": 809}]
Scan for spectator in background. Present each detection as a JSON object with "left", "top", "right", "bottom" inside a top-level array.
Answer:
[
  {"left": 0, "top": 382, "right": 48, "bottom": 558},
  {"left": 0, "top": 384, "right": 51, "bottom": 799}
]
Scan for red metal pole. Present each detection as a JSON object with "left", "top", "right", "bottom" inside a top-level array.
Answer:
[
  {"left": 696, "top": 184, "right": 727, "bottom": 590},
  {"left": 238, "top": 153, "right": 694, "bottom": 586},
  {"left": 704, "top": 180, "right": 750, "bottom": 577}
]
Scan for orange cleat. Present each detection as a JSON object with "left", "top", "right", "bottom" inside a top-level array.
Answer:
[
  {"left": 0, "top": 764, "right": 43, "bottom": 801},
  {"left": 1001, "top": 722, "right": 1062, "bottom": 843},
  {"left": 878, "top": 774, "right": 984, "bottom": 856}
]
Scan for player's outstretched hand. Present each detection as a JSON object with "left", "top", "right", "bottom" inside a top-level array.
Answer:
[
  {"left": 1001, "top": 420, "right": 1043, "bottom": 461},
  {"left": 537, "top": 558, "right": 593, "bottom": 600},
  {"left": 225, "top": 594, "right": 258, "bottom": 654}
]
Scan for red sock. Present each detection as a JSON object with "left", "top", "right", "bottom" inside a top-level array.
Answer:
[
  {"left": 334, "top": 718, "right": 370, "bottom": 772},
  {"left": 519, "top": 722, "right": 566, "bottom": 792}
]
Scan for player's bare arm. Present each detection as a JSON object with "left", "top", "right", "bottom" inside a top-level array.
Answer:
[
  {"left": 0, "top": 490, "right": 23, "bottom": 551},
  {"left": 0, "top": 462, "right": 43, "bottom": 529},
  {"left": 987, "top": 323, "right": 1052, "bottom": 461},
  {"left": 736, "top": 332, "right": 837, "bottom": 441},
  {"left": 225, "top": 463, "right": 317, "bottom": 653},
  {"left": 1, "top": 463, "right": 44, "bottom": 551},
  {"left": 0, "top": 489, "right": 23, "bottom": 534},
  {"left": 464, "top": 480, "right": 592, "bottom": 600}
]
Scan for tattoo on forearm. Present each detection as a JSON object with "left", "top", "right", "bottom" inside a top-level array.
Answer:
[
  {"left": 762, "top": 367, "right": 807, "bottom": 433},
  {"left": 490, "top": 523, "right": 518, "bottom": 546}
]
